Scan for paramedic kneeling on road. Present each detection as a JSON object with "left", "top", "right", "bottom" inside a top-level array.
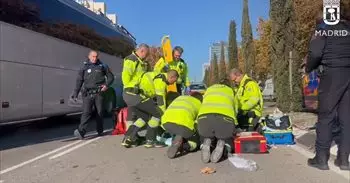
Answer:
[
  {"left": 229, "top": 68, "right": 263, "bottom": 131},
  {"left": 197, "top": 79, "right": 238, "bottom": 164},
  {"left": 161, "top": 92, "right": 203, "bottom": 159},
  {"left": 122, "top": 70, "right": 179, "bottom": 148},
  {"left": 72, "top": 50, "right": 114, "bottom": 139}
]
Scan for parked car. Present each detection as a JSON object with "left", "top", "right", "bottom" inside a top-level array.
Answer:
[{"left": 189, "top": 83, "right": 207, "bottom": 95}]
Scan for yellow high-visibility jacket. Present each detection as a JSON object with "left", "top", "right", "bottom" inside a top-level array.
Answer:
[
  {"left": 153, "top": 57, "right": 190, "bottom": 87},
  {"left": 122, "top": 52, "right": 148, "bottom": 89},
  {"left": 235, "top": 74, "right": 263, "bottom": 117},
  {"left": 161, "top": 95, "right": 201, "bottom": 131},
  {"left": 198, "top": 84, "right": 238, "bottom": 125}
]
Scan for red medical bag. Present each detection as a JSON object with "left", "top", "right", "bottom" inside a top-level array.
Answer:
[
  {"left": 112, "top": 107, "right": 128, "bottom": 135},
  {"left": 234, "top": 132, "right": 268, "bottom": 154}
]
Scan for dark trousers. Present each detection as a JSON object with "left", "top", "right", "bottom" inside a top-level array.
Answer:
[
  {"left": 197, "top": 114, "right": 235, "bottom": 148},
  {"left": 163, "top": 122, "right": 200, "bottom": 150},
  {"left": 176, "top": 84, "right": 183, "bottom": 94},
  {"left": 316, "top": 67, "right": 350, "bottom": 153},
  {"left": 123, "top": 94, "right": 162, "bottom": 141},
  {"left": 163, "top": 122, "right": 195, "bottom": 139},
  {"left": 78, "top": 93, "right": 104, "bottom": 135}
]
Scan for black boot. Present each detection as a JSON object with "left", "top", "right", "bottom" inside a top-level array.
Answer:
[
  {"left": 307, "top": 150, "right": 330, "bottom": 170},
  {"left": 121, "top": 125, "right": 140, "bottom": 148},
  {"left": 334, "top": 151, "right": 350, "bottom": 170}
]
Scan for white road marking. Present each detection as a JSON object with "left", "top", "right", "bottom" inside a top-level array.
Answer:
[
  {"left": 0, "top": 140, "right": 82, "bottom": 175},
  {"left": 49, "top": 137, "right": 101, "bottom": 160},
  {"left": 0, "top": 180, "right": 4, "bottom": 183},
  {"left": 291, "top": 144, "right": 350, "bottom": 180}
]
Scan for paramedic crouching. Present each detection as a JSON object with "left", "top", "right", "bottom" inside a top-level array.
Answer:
[
  {"left": 229, "top": 68, "right": 263, "bottom": 132},
  {"left": 305, "top": 7, "right": 350, "bottom": 171},
  {"left": 122, "top": 70, "right": 179, "bottom": 148}
]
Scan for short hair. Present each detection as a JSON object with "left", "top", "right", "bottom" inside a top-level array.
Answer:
[
  {"left": 230, "top": 68, "right": 243, "bottom": 76},
  {"left": 173, "top": 46, "right": 184, "bottom": 54},
  {"left": 190, "top": 92, "right": 203, "bottom": 102},
  {"left": 219, "top": 78, "right": 231, "bottom": 87},
  {"left": 89, "top": 50, "right": 99, "bottom": 56},
  {"left": 167, "top": 69, "right": 179, "bottom": 78},
  {"left": 136, "top": 43, "right": 149, "bottom": 50}
]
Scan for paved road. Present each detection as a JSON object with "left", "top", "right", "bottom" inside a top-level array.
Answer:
[{"left": 0, "top": 116, "right": 349, "bottom": 183}]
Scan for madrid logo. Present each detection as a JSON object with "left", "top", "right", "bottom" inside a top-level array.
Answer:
[{"left": 323, "top": 0, "right": 340, "bottom": 25}]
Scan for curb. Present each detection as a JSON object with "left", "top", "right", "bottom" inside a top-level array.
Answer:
[{"left": 293, "top": 127, "right": 347, "bottom": 160}]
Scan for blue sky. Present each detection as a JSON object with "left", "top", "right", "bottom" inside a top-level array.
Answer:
[{"left": 104, "top": 0, "right": 270, "bottom": 81}]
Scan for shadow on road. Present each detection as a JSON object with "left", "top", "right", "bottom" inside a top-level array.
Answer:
[{"left": 0, "top": 115, "right": 115, "bottom": 151}]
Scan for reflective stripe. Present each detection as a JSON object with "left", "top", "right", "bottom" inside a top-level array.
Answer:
[
  {"left": 204, "top": 91, "right": 234, "bottom": 104},
  {"left": 148, "top": 117, "right": 160, "bottom": 128},
  {"left": 134, "top": 118, "right": 146, "bottom": 128},
  {"left": 167, "top": 106, "right": 196, "bottom": 116},
  {"left": 200, "top": 102, "right": 234, "bottom": 109},
  {"left": 126, "top": 121, "right": 134, "bottom": 130},
  {"left": 188, "top": 141, "right": 197, "bottom": 151},
  {"left": 172, "top": 98, "right": 197, "bottom": 110}
]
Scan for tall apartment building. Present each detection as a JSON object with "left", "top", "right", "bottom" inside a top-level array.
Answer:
[
  {"left": 209, "top": 41, "right": 229, "bottom": 62},
  {"left": 76, "top": 0, "right": 118, "bottom": 24}
]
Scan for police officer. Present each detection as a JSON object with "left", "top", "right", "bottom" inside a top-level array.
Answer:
[
  {"left": 154, "top": 46, "right": 191, "bottom": 94},
  {"left": 161, "top": 92, "right": 203, "bottom": 159},
  {"left": 229, "top": 68, "right": 263, "bottom": 132},
  {"left": 122, "top": 43, "right": 150, "bottom": 129},
  {"left": 73, "top": 50, "right": 114, "bottom": 139},
  {"left": 306, "top": 6, "right": 350, "bottom": 171},
  {"left": 197, "top": 78, "right": 238, "bottom": 163},
  {"left": 121, "top": 70, "right": 179, "bottom": 148}
]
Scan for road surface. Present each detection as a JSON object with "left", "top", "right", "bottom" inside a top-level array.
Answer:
[{"left": 0, "top": 116, "right": 349, "bottom": 183}]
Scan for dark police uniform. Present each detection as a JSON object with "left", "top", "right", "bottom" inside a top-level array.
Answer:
[
  {"left": 73, "top": 60, "right": 114, "bottom": 139},
  {"left": 306, "top": 20, "right": 350, "bottom": 170}
]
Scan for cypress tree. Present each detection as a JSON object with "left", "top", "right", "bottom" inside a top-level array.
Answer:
[
  {"left": 219, "top": 42, "right": 227, "bottom": 79},
  {"left": 241, "top": 0, "right": 256, "bottom": 76},
  {"left": 209, "top": 53, "right": 219, "bottom": 85},
  {"left": 270, "top": 0, "right": 301, "bottom": 112},
  {"left": 203, "top": 68, "right": 210, "bottom": 86},
  {"left": 228, "top": 20, "right": 239, "bottom": 71}
]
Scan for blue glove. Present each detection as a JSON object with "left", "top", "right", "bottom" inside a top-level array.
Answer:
[{"left": 162, "top": 64, "right": 170, "bottom": 72}]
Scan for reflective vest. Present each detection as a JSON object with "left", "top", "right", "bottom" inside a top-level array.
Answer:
[
  {"left": 161, "top": 96, "right": 201, "bottom": 131},
  {"left": 138, "top": 72, "right": 158, "bottom": 98},
  {"left": 153, "top": 57, "right": 190, "bottom": 87},
  {"left": 153, "top": 73, "right": 168, "bottom": 112},
  {"left": 122, "top": 52, "right": 148, "bottom": 89},
  {"left": 235, "top": 74, "right": 264, "bottom": 117},
  {"left": 198, "top": 84, "right": 238, "bottom": 124}
]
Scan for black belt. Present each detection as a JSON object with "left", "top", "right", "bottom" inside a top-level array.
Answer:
[{"left": 125, "top": 87, "right": 144, "bottom": 95}]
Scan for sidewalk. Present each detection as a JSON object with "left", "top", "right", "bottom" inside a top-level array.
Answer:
[{"left": 263, "top": 103, "right": 340, "bottom": 159}]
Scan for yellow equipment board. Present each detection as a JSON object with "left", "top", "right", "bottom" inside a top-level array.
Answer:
[{"left": 161, "top": 35, "right": 177, "bottom": 92}]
